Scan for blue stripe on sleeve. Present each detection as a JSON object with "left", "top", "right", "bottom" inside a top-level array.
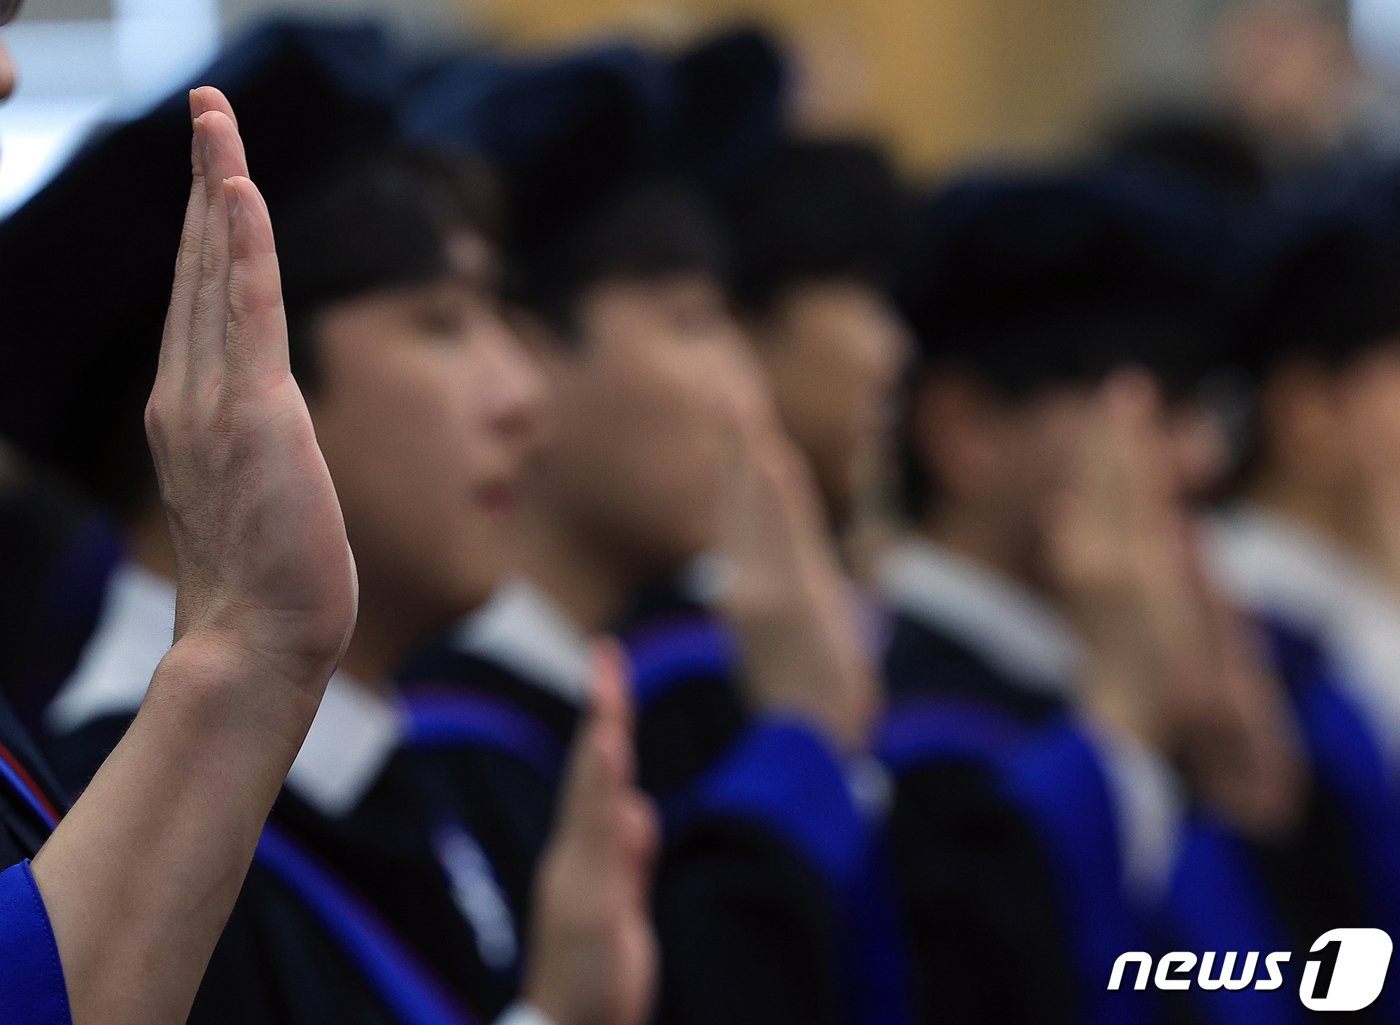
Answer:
[
  {"left": 400, "top": 691, "right": 566, "bottom": 781},
  {"left": 625, "top": 618, "right": 736, "bottom": 709},
  {"left": 0, "top": 860, "right": 72, "bottom": 1025},
  {"left": 685, "top": 717, "right": 868, "bottom": 893},
  {"left": 1000, "top": 725, "right": 1158, "bottom": 1025},
  {"left": 875, "top": 697, "right": 1035, "bottom": 771}
]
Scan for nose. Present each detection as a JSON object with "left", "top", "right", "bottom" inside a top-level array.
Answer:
[
  {"left": 0, "top": 37, "right": 15, "bottom": 103},
  {"left": 486, "top": 320, "right": 549, "bottom": 447}
]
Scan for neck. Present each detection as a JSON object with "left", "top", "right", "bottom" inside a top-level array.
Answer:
[
  {"left": 517, "top": 504, "right": 632, "bottom": 637},
  {"left": 920, "top": 504, "right": 1045, "bottom": 596}
]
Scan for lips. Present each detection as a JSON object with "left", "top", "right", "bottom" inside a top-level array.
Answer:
[{"left": 475, "top": 478, "right": 523, "bottom": 518}]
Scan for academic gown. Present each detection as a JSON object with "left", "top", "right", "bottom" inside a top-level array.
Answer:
[
  {"left": 873, "top": 538, "right": 1299, "bottom": 1025},
  {"left": 0, "top": 469, "right": 120, "bottom": 734},
  {"left": 0, "top": 480, "right": 76, "bottom": 1021},
  {"left": 398, "top": 576, "right": 899, "bottom": 1025},
  {"left": 0, "top": 686, "right": 71, "bottom": 1022},
  {"left": 43, "top": 562, "right": 545, "bottom": 1025},
  {"left": 1206, "top": 507, "right": 1400, "bottom": 1022}
]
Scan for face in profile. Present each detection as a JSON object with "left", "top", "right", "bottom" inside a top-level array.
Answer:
[
  {"left": 752, "top": 280, "right": 909, "bottom": 525},
  {"left": 534, "top": 272, "right": 764, "bottom": 579},
  {"left": 308, "top": 234, "right": 545, "bottom": 629}
]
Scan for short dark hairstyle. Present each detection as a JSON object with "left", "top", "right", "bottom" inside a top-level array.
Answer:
[
  {"left": 57, "top": 146, "right": 499, "bottom": 519},
  {"left": 275, "top": 148, "right": 503, "bottom": 390},
  {"left": 896, "top": 170, "right": 1234, "bottom": 520},
  {"left": 726, "top": 139, "right": 909, "bottom": 313},
  {"left": 507, "top": 181, "right": 728, "bottom": 338},
  {"left": 1235, "top": 216, "right": 1400, "bottom": 378}
]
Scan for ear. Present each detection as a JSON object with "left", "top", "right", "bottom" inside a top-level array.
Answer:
[{"left": 910, "top": 370, "right": 1001, "bottom": 509}]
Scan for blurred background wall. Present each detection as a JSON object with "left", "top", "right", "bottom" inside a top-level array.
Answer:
[{"left": 2, "top": 0, "right": 1392, "bottom": 211}]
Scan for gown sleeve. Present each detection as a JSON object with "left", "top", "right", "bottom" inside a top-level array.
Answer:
[{"left": 0, "top": 859, "right": 72, "bottom": 1025}]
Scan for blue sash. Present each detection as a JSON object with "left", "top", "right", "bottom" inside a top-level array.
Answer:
[
  {"left": 255, "top": 823, "right": 481, "bottom": 1025},
  {"left": 0, "top": 744, "right": 59, "bottom": 834}
]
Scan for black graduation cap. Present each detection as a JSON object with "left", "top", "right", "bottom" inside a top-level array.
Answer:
[
  {"left": 402, "top": 42, "right": 673, "bottom": 256},
  {"left": 403, "top": 40, "right": 727, "bottom": 330},
  {"left": 0, "top": 19, "right": 401, "bottom": 515},
  {"left": 1102, "top": 107, "right": 1269, "bottom": 206},
  {"left": 897, "top": 168, "right": 1238, "bottom": 400},
  {"left": 666, "top": 27, "right": 789, "bottom": 202},
  {"left": 724, "top": 137, "right": 910, "bottom": 312}
]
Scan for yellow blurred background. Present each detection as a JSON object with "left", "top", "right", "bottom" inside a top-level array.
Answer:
[{"left": 0, "top": 0, "right": 1384, "bottom": 210}]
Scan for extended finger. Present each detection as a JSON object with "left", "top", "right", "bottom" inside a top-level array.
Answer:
[
  {"left": 188, "top": 110, "right": 250, "bottom": 380},
  {"left": 191, "top": 85, "right": 239, "bottom": 132},
  {"left": 593, "top": 638, "right": 632, "bottom": 718},
  {"left": 224, "top": 175, "right": 291, "bottom": 383},
  {"left": 157, "top": 94, "right": 213, "bottom": 383}
]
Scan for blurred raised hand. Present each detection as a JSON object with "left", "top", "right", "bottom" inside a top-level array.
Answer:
[
  {"left": 1049, "top": 371, "right": 1306, "bottom": 834},
  {"left": 1048, "top": 371, "right": 1208, "bottom": 750},
  {"left": 715, "top": 394, "right": 879, "bottom": 752},
  {"left": 524, "top": 642, "right": 659, "bottom": 1025},
  {"left": 1185, "top": 587, "right": 1307, "bottom": 840}
]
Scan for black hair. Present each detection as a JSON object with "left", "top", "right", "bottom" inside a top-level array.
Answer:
[
  {"left": 895, "top": 172, "right": 1235, "bottom": 521},
  {"left": 275, "top": 147, "right": 503, "bottom": 390},
  {"left": 93, "top": 145, "right": 499, "bottom": 519},
  {"left": 1224, "top": 212, "right": 1400, "bottom": 491},
  {"left": 508, "top": 181, "right": 728, "bottom": 338},
  {"left": 1236, "top": 218, "right": 1400, "bottom": 378},
  {"left": 726, "top": 139, "right": 909, "bottom": 314}
]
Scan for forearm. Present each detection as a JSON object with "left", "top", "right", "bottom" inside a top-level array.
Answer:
[{"left": 30, "top": 634, "right": 321, "bottom": 1025}]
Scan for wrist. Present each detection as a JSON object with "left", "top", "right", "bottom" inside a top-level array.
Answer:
[{"left": 143, "top": 630, "right": 328, "bottom": 764}]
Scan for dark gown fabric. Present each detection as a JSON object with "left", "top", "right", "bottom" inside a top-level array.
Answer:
[
  {"left": 48, "top": 707, "right": 522, "bottom": 1025},
  {"left": 0, "top": 471, "right": 121, "bottom": 735},
  {"left": 878, "top": 609, "right": 1099, "bottom": 1025},
  {"left": 0, "top": 691, "right": 65, "bottom": 863},
  {"left": 45, "top": 613, "right": 879, "bottom": 1025},
  {"left": 400, "top": 629, "right": 892, "bottom": 1025}
]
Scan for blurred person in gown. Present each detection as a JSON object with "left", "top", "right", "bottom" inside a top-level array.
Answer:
[{"left": 883, "top": 169, "right": 1311, "bottom": 1025}]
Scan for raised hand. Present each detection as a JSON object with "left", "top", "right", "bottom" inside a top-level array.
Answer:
[
  {"left": 1184, "top": 588, "right": 1308, "bottom": 839},
  {"left": 524, "top": 642, "right": 659, "bottom": 1025},
  {"left": 1048, "top": 371, "right": 1213, "bottom": 751},
  {"left": 145, "top": 86, "right": 357, "bottom": 715},
  {"left": 29, "top": 88, "right": 356, "bottom": 1025},
  {"left": 715, "top": 395, "right": 879, "bottom": 752}
]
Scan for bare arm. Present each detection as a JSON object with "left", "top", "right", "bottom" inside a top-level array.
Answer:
[{"left": 29, "top": 86, "right": 357, "bottom": 1025}]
